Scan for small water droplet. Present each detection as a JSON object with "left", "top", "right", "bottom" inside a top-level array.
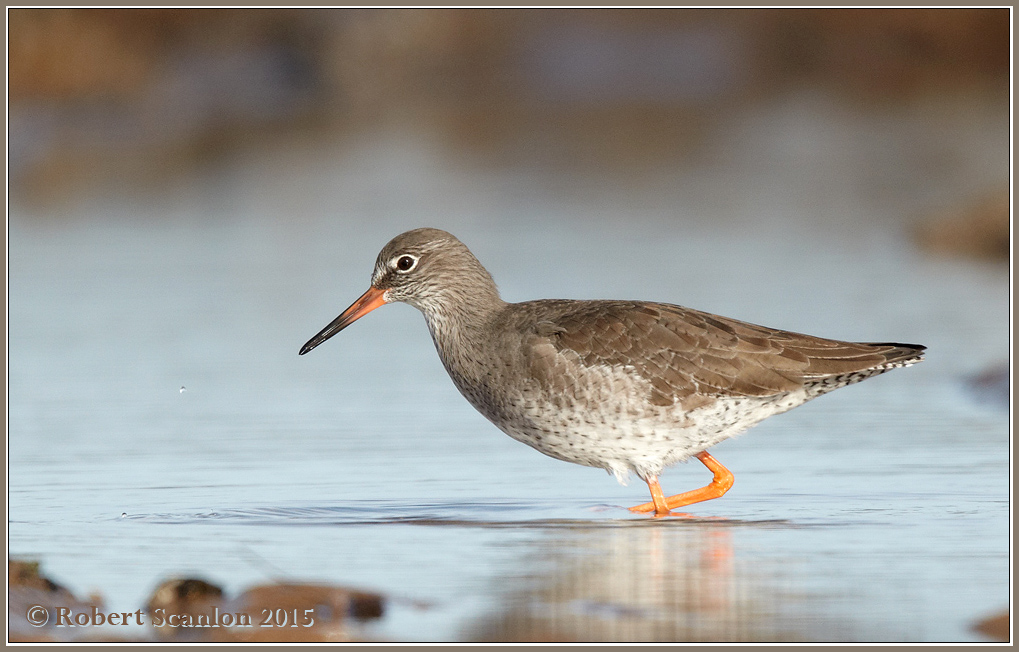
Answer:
[
  {"left": 120, "top": 512, "right": 127, "bottom": 518},
  {"left": 179, "top": 386, "right": 187, "bottom": 394}
]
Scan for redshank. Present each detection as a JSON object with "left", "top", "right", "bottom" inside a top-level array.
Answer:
[{"left": 300, "top": 228, "right": 925, "bottom": 516}]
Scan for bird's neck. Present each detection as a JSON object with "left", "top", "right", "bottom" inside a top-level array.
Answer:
[{"left": 421, "top": 283, "right": 506, "bottom": 381}]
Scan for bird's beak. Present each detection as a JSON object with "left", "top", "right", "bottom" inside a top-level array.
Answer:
[{"left": 299, "top": 286, "right": 388, "bottom": 355}]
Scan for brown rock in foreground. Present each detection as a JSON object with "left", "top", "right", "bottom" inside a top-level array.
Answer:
[
  {"left": 144, "top": 576, "right": 386, "bottom": 642},
  {"left": 145, "top": 577, "right": 225, "bottom": 639},
  {"left": 8, "top": 558, "right": 109, "bottom": 642},
  {"left": 8, "top": 558, "right": 387, "bottom": 643}
]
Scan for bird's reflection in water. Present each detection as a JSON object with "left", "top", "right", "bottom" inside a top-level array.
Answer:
[{"left": 470, "top": 523, "right": 846, "bottom": 642}]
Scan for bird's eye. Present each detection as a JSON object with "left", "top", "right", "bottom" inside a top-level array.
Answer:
[{"left": 395, "top": 255, "right": 416, "bottom": 272}]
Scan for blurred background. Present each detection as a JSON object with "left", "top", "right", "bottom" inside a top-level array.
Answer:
[
  {"left": 7, "top": 8, "right": 1011, "bottom": 212},
  {"left": 8, "top": 7, "right": 1011, "bottom": 643}
]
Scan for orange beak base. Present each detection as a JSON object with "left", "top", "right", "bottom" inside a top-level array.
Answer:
[{"left": 299, "top": 286, "right": 388, "bottom": 355}]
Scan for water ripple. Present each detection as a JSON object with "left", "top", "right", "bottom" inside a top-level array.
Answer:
[{"left": 117, "top": 500, "right": 793, "bottom": 529}]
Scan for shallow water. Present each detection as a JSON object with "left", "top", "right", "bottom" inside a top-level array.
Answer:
[{"left": 8, "top": 95, "right": 1010, "bottom": 642}]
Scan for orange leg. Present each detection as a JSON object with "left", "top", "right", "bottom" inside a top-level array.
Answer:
[{"left": 629, "top": 451, "right": 735, "bottom": 516}]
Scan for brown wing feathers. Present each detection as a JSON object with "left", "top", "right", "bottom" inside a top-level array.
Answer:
[{"left": 540, "top": 300, "right": 924, "bottom": 402}]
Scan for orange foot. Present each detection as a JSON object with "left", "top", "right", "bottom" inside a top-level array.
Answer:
[{"left": 628, "top": 451, "right": 735, "bottom": 517}]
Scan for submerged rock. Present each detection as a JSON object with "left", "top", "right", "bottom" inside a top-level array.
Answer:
[{"left": 965, "top": 363, "right": 1010, "bottom": 409}]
